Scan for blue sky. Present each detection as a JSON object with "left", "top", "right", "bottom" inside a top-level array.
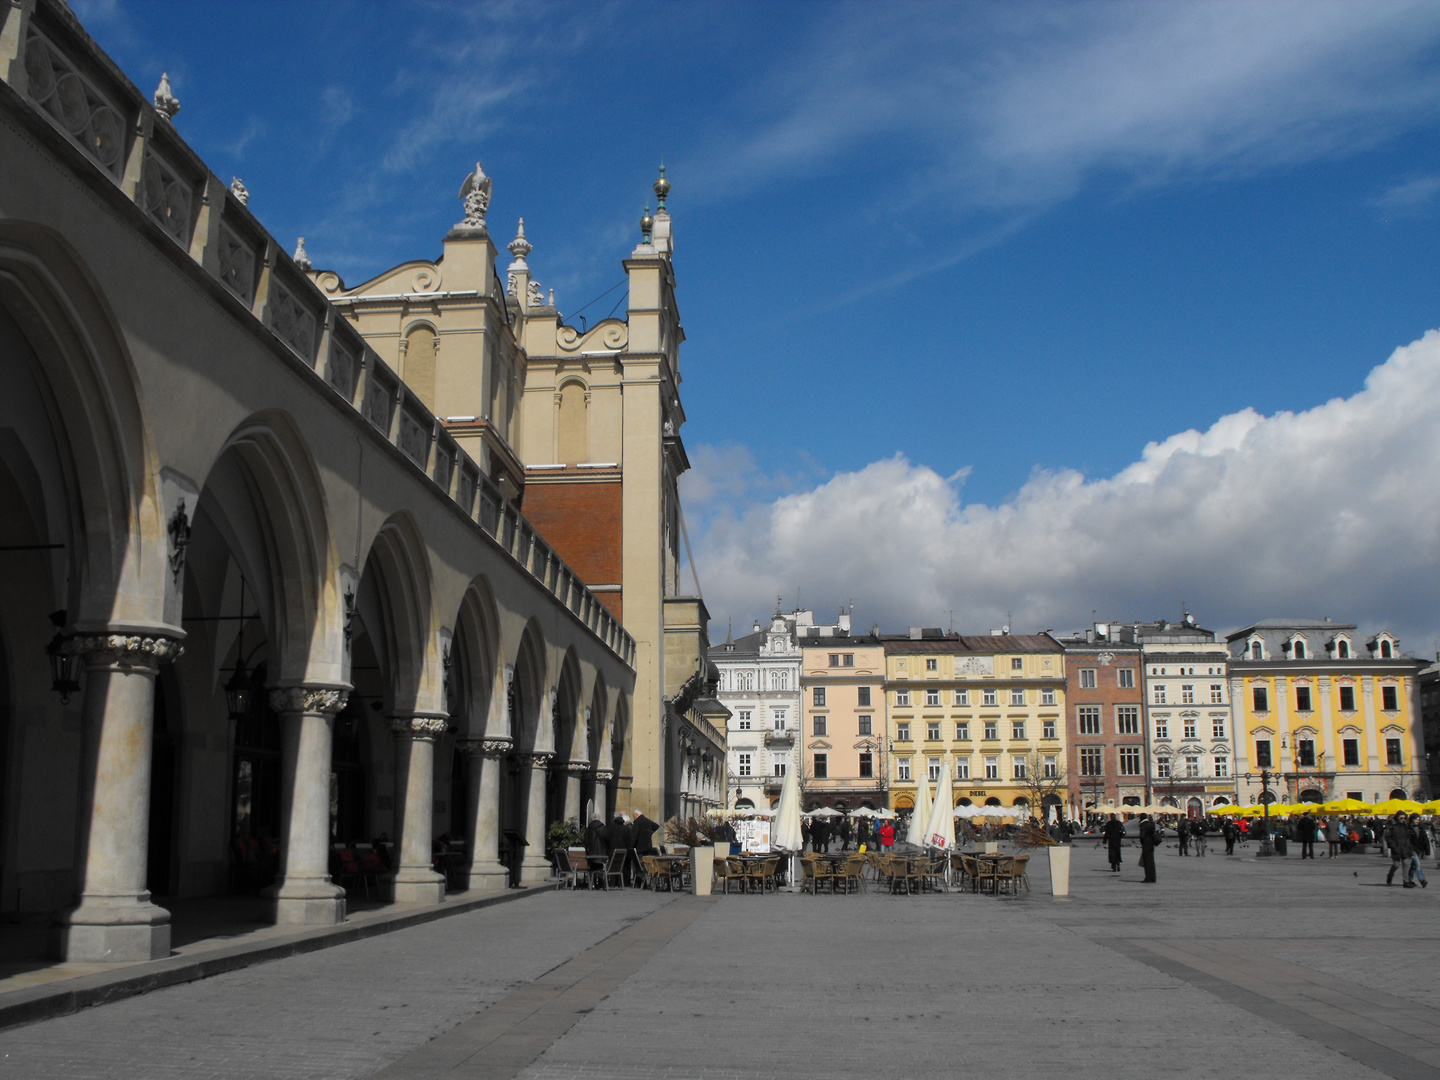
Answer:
[{"left": 78, "top": 1, "right": 1440, "bottom": 648}]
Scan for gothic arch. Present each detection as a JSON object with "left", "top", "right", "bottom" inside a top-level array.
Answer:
[
  {"left": 357, "top": 512, "right": 435, "bottom": 716},
  {"left": 195, "top": 411, "right": 338, "bottom": 684},
  {"left": 451, "top": 578, "right": 500, "bottom": 739},
  {"left": 511, "top": 619, "right": 547, "bottom": 752},
  {"left": 0, "top": 221, "right": 160, "bottom": 626}
]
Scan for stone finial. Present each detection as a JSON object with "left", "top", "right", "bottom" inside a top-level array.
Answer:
[
  {"left": 508, "top": 217, "right": 532, "bottom": 262},
  {"left": 547, "top": 288, "right": 555, "bottom": 308},
  {"left": 292, "top": 237, "right": 312, "bottom": 271},
  {"left": 458, "top": 161, "right": 492, "bottom": 226},
  {"left": 229, "top": 177, "right": 249, "bottom": 205},
  {"left": 153, "top": 72, "right": 180, "bottom": 122},
  {"left": 654, "top": 162, "right": 669, "bottom": 211}
]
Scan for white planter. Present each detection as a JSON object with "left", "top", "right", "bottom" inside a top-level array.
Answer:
[
  {"left": 1048, "top": 845, "right": 1071, "bottom": 897},
  {"left": 690, "top": 845, "right": 715, "bottom": 895},
  {"left": 981, "top": 841, "right": 1000, "bottom": 855}
]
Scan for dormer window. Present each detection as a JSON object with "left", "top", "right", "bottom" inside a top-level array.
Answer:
[
  {"left": 1250, "top": 640, "right": 1263, "bottom": 660},
  {"left": 1335, "top": 638, "right": 1350, "bottom": 659},
  {"left": 1292, "top": 638, "right": 1306, "bottom": 660},
  {"left": 1381, "top": 639, "right": 1393, "bottom": 658}
]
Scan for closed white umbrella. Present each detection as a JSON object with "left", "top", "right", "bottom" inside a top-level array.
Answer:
[
  {"left": 923, "top": 755, "right": 955, "bottom": 849},
  {"left": 772, "top": 764, "right": 803, "bottom": 852},
  {"left": 905, "top": 774, "right": 933, "bottom": 846}
]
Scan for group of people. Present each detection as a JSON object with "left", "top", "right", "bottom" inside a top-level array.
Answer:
[
  {"left": 579, "top": 809, "right": 660, "bottom": 886},
  {"left": 801, "top": 814, "right": 896, "bottom": 853}
]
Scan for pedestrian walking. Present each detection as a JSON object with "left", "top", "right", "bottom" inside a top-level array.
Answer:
[
  {"left": 1192, "top": 818, "right": 1207, "bottom": 857},
  {"left": 839, "top": 816, "right": 853, "bottom": 852},
  {"left": 1138, "top": 815, "right": 1158, "bottom": 883},
  {"left": 1324, "top": 816, "right": 1341, "bottom": 858},
  {"left": 605, "top": 812, "right": 635, "bottom": 885},
  {"left": 1102, "top": 814, "right": 1125, "bottom": 872},
  {"left": 879, "top": 819, "right": 895, "bottom": 850},
  {"left": 801, "top": 818, "right": 812, "bottom": 851},
  {"left": 1222, "top": 819, "right": 1237, "bottom": 855},
  {"left": 1177, "top": 818, "right": 1189, "bottom": 856},
  {"left": 1407, "top": 815, "right": 1429, "bottom": 888},
  {"left": 1299, "top": 811, "right": 1316, "bottom": 860},
  {"left": 1385, "top": 812, "right": 1417, "bottom": 887}
]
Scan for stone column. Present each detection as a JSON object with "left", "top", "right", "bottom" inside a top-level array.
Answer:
[
  {"left": 389, "top": 714, "right": 448, "bottom": 904},
  {"left": 456, "top": 736, "right": 511, "bottom": 891},
  {"left": 518, "top": 752, "right": 554, "bottom": 884},
  {"left": 265, "top": 687, "right": 350, "bottom": 925},
  {"left": 564, "top": 760, "right": 588, "bottom": 823},
  {"left": 52, "top": 631, "right": 183, "bottom": 962},
  {"left": 593, "top": 769, "right": 614, "bottom": 823}
]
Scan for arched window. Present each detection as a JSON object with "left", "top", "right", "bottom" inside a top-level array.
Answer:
[
  {"left": 1292, "top": 639, "right": 1305, "bottom": 659},
  {"left": 1251, "top": 641, "right": 1262, "bottom": 660},
  {"left": 1337, "top": 639, "right": 1349, "bottom": 658},
  {"left": 1381, "top": 639, "right": 1393, "bottom": 658},
  {"left": 778, "top": 671, "right": 789, "bottom": 690},
  {"left": 402, "top": 325, "right": 437, "bottom": 409},
  {"left": 770, "top": 671, "right": 780, "bottom": 690},
  {"left": 554, "top": 381, "right": 588, "bottom": 463}
]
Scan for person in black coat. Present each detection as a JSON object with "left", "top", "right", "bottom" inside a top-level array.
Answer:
[
  {"left": 1138, "top": 815, "right": 1158, "bottom": 883},
  {"left": 631, "top": 811, "right": 659, "bottom": 853},
  {"left": 839, "top": 817, "right": 853, "bottom": 852},
  {"left": 1101, "top": 814, "right": 1125, "bottom": 872},
  {"left": 813, "top": 819, "right": 831, "bottom": 854},
  {"left": 801, "top": 818, "right": 812, "bottom": 850},
  {"left": 605, "top": 814, "right": 634, "bottom": 884},
  {"left": 584, "top": 817, "right": 608, "bottom": 857}
]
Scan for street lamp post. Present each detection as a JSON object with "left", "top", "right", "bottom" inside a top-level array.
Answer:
[{"left": 1239, "top": 769, "right": 1276, "bottom": 856}]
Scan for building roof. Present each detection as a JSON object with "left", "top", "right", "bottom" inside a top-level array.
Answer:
[
  {"left": 1224, "top": 618, "right": 1378, "bottom": 660},
  {"left": 884, "top": 634, "right": 1062, "bottom": 655}
]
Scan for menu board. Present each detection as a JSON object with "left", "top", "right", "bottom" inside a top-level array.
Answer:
[{"left": 733, "top": 819, "right": 771, "bottom": 854}]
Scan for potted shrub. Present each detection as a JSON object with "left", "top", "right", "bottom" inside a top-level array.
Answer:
[{"left": 666, "top": 817, "right": 714, "bottom": 895}]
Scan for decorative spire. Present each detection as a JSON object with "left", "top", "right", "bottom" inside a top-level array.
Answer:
[
  {"left": 292, "top": 237, "right": 311, "bottom": 271},
  {"left": 507, "top": 217, "right": 532, "bottom": 262},
  {"left": 153, "top": 72, "right": 180, "bottom": 122},
  {"left": 653, "top": 162, "right": 669, "bottom": 211},
  {"left": 639, "top": 204, "right": 653, "bottom": 242},
  {"left": 457, "top": 161, "right": 492, "bottom": 227},
  {"left": 229, "top": 176, "right": 249, "bottom": 205}
]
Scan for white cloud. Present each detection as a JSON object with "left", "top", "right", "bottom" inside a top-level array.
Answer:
[
  {"left": 686, "top": 1, "right": 1440, "bottom": 213},
  {"left": 687, "top": 331, "right": 1440, "bottom": 648},
  {"left": 1374, "top": 174, "right": 1440, "bottom": 215}
]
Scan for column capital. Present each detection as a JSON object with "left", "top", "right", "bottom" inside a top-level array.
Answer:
[
  {"left": 268, "top": 686, "right": 350, "bottom": 716},
  {"left": 594, "top": 769, "right": 615, "bottom": 782},
  {"left": 518, "top": 751, "right": 554, "bottom": 769},
  {"left": 457, "top": 736, "right": 514, "bottom": 757},
  {"left": 564, "top": 760, "right": 591, "bottom": 775},
  {"left": 388, "top": 714, "right": 449, "bottom": 741},
  {"left": 67, "top": 632, "right": 184, "bottom": 669}
]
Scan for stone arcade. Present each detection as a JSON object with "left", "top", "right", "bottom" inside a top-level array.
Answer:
[{"left": 0, "top": 0, "right": 741, "bottom": 963}]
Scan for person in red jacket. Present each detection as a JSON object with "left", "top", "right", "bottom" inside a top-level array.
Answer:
[{"left": 879, "top": 820, "right": 895, "bottom": 850}]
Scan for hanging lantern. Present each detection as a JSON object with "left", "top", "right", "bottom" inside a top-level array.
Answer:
[
  {"left": 225, "top": 655, "right": 253, "bottom": 720},
  {"left": 46, "top": 609, "right": 80, "bottom": 704}
]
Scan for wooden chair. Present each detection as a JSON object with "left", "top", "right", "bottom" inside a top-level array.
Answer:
[
  {"left": 949, "top": 852, "right": 969, "bottom": 892},
  {"left": 813, "top": 857, "right": 837, "bottom": 894},
  {"left": 640, "top": 854, "right": 663, "bottom": 891},
  {"left": 1009, "top": 854, "right": 1031, "bottom": 896},
  {"left": 993, "top": 855, "right": 1019, "bottom": 897},
  {"left": 839, "top": 855, "right": 866, "bottom": 894},
  {"left": 922, "top": 853, "right": 948, "bottom": 893},
  {"left": 744, "top": 858, "right": 769, "bottom": 894},
  {"left": 760, "top": 856, "right": 782, "bottom": 893},
  {"left": 799, "top": 857, "right": 818, "bottom": 895}
]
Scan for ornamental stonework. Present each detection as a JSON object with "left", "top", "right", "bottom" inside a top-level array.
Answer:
[
  {"left": 389, "top": 715, "right": 449, "bottom": 739},
  {"left": 268, "top": 688, "right": 349, "bottom": 716},
  {"left": 68, "top": 634, "right": 184, "bottom": 668}
]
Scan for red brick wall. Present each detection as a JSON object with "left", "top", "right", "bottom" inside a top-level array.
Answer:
[{"left": 522, "top": 478, "right": 623, "bottom": 622}]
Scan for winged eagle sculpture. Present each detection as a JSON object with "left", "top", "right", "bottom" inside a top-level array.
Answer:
[{"left": 458, "top": 162, "right": 492, "bottom": 226}]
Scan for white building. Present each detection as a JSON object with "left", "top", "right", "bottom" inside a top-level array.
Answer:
[{"left": 710, "top": 609, "right": 850, "bottom": 809}]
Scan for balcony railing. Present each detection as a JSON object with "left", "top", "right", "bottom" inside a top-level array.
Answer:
[{"left": 763, "top": 729, "right": 794, "bottom": 747}]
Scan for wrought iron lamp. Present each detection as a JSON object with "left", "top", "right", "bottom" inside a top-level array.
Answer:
[{"left": 46, "top": 609, "right": 80, "bottom": 704}]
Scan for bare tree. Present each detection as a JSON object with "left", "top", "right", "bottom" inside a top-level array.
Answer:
[{"left": 1019, "top": 749, "right": 1069, "bottom": 821}]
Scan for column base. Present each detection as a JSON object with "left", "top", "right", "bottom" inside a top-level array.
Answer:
[
  {"left": 458, "top": 865, "right": 510, "bottom": 892},
  {"left": 390, "top": 869, "right": 446, "bottom": 905},
  {"left": 519, "top": 854, "right": 553, "bottom": 887},
  {"left": 263, "top": 879, "right": 346, "bottom": 926},
  {"left": 50, "top": 896, "right": 172, "bottom": 962}
]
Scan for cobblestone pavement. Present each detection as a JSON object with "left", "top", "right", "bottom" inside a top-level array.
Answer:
[{"left": 1, "top": 845, "right": 1436, "bottom": 1080}]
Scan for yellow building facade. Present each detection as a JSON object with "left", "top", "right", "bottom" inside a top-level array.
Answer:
[
  {"left": 885, "top": 634, "right": 1066, "bottom": 813},
  {"left": 1226, "top": 620, "right": 1427, "bottom": 804}
]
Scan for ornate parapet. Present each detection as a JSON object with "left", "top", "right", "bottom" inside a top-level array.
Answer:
[
  {"left": 268, "top": 687, "right": 349, "bottom": 716},
  {"left": 388, "top": 714, "right": 449, "bottom": 741}
]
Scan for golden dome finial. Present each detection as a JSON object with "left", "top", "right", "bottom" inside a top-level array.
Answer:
[
  {"left": 653, "top": 162, "right": 669, "bottom": 210},
  {"left": 639, "top": 204, "right": 654, "bottom": 241}
]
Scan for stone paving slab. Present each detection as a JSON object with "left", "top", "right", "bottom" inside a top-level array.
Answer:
[
  {"left": 0, "top": 844, "right": 1434, "bottom": 1079},
  {"left": 0, "top": 889, "right": 667, "bottom": 1079}
]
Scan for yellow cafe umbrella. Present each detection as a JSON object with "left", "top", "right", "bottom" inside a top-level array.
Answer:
[
  {"left": 1210, "top": 803, "right": 1247, "bottom": 815},
  {"left": 1372, "top": 798, "right": 1425, "bottom": 816},
  {"left": 1321, "top": 797, "right": 1373, "bottom": 814},
  {"left": 1418, "top": 799, "right": 1440, "bottom": 814}
]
